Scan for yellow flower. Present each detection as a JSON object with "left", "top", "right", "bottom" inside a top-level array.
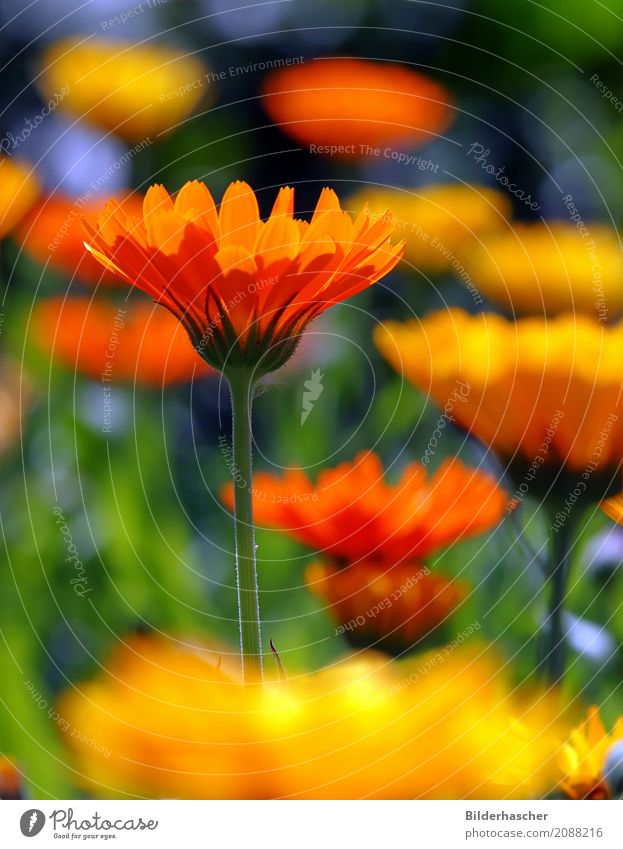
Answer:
[
  {"left": 349, "top": 184, "right": 510, "bottom": 274},
  {"left": 38, "top": 38, "right": 208, "bottom": 139},
  {"left": 462, "top": 223, "right": 623, "bottom": 317},
  {"left": 59, "top": 635, "right": 562, "bottom": 800},
  {"left": 0, "top": 157, "right": 40, "bottom": 238},
  {"left": 375, "top": 309, "right": 623, "bottom": 495},
  {"left": 559, "top": 707, "right": 623, "bottom": 799}
]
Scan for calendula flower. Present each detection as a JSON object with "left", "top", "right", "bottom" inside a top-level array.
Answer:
[
  {"left": 462, "top": 223, "right": 623, "bottom": 317},
  {"left": 33, "top": 298, "right": 212, "bottom": 387},
  {"left": 18, "top": 194, "right": 144, "bottom": 287},
  {"left": 306, "top": 559, "right": 468, "bottom": 651},
  {"left": 375, "top": 310, "right": 623, "bottom": 484},
  {"left": 38, "top": 38, "right": 207, "bottom": 139},
  {"left": 0, "top": 157, "right": 40, "bottom": 238},
  {"left": 222, "top": 452, "right": 505, "bottom": 564},
  {"left": 262, "top": 58, "right": 452, "bottom": 153},
  {"left": 559, "top": 707, "right": 623, "bottom": 799},
  {"left": 59, "top": 635, "right": 562, "bottom": 800},
  {"left": 83, "top": 180, "right": 404, "bottom": 374},
  {"left": 349, "top": 184, "right": 510, "bottom": 274},
  {"left": 0, "top": 756, "right": 21, "bottom": 800}
]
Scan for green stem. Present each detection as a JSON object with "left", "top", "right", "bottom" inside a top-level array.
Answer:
[
  {"left": 539, "top": 509, "right": 579, "bottom": 685},
  {"left": 227, "top": 369, "right": 263, "bottom": 681}
]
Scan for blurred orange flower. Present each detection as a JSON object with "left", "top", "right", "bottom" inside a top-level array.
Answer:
[
  {"left": 18, "top": 194, "right": 144, "bottom": 287},
  {"left": 348, "top": 184, "right": 510, "bottom": 274},
  {"left": 0, "top": 756, "right": 21, "bottom": 799},
  {"left": 38, "top": 38, "right": 207, "bottom": 139},
  {"left": 83, "top": 180, "right": 404, "bottom": 373},
  {"left": 375, "top": 310, "right": 623, "bottom": 491},
  {"left": 33, "top": 297, "right": 212, "bottom": 386},
  {"left": 262, "top": 58, "right": 452, "bottom": 153},
  {"left": 222, "top": 452, "right": 505, "bottom": 564},
  {"left": 559, "top": 707, "right": 623, "bottom": 799},
  {"left": 59, "top": 634, "right": 563, "bottom": 800},
  {"left": 306, "top": 559, "right": 468, "bottom": 651},
  {"left": 0, "top": 157, "right": 40, "bottom": 238},
  {"left": 462, "top": 223, "right": 623, "bottom": 317}
]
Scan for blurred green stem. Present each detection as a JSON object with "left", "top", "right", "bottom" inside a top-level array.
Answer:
[
  {"left": 227, "top": 369, "right": 262, "bottom": 681},
  {"left": 540, "top": 508, "right": 579, "bottom": 685}
]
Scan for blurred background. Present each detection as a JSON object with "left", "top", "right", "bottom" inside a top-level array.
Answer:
[{"left": 2, "top": 0, "right": 623, "bottom": 797}]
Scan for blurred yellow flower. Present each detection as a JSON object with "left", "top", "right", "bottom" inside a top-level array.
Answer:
[
  {"left": 559, "top": 707, "right": 623, "bottom": 799},
  {"left": 0, "top": 157, "right": 40, "bottom": 238},
  {"left": 59, "top": 635, "right": 562, "bottom": 800},
  {"left": 349, "top": 184, "right": 510, "bottom": 276},
  {"left": 38, "top": 38, "right": 208, "bottom": 139},
  {"left": 375, "top": 310, "right": 623, "bottom": 488},
  {"left": 463, "top": 223, "right": 623, "bottom": 318}
]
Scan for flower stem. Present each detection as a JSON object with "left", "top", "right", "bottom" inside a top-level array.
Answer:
[
  {"left": 227, "top": 368, "right": 263, "bottom": 681},
  {"left": 539, "top": 508, "right": 579, "bottom": 685}
]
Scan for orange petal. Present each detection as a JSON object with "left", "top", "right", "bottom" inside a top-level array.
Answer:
[{"left": 218, "top": 180, "right": 260, "bottom": 252}]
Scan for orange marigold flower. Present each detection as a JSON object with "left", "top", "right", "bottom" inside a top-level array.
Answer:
[
  {"left": 306, "top": 559, "right": 468, "bottom": 651},
  {"left": 18, "top": 194, "right": 144, "bottom": 287},
  {"left": 0, "top": 157, "right": 40, "bottom": 238},
  {"left": 33, "top": 297, "right": 212, "bottom": 387},
  {"left": 38, "top": 38, "right": 207, "bottom": 140},
  {"left": 262, "top": 58, "right": 452, "bottom": 153},
  {"left": 0, "top": 755, "right": 21, "bottom": 800},
  {"left": 559, "top": 707, "right": 623, "bottom": 799},
  {"left": 375, "top": 310, "right": 623, "bottom": 497},
  {"left": 59, "top": 634, "right": 563, "bottom": 800},
  {"left": 221, "top": 452, "right": 506, "bottom": 564},
  {"left": 83, "top": 181, "right": 404, "bottom": 373}
]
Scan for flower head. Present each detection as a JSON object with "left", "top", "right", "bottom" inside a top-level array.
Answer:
[
  {"left": 462, "top": 223, "right": 623, "bottom": 317},
  {"left": 33, "top": 297, "right": 212, "bottom": 387},
  {"left": 0, "top": 157, "right": 40, "bottom": 238},
  {"left": 38, "top": 38, "right": 207, "bottom": 139},
  {"left": 375, "top": 310, "right": 623, "bottom": 494},
  {"left": 59, "top": 634, "right": 562, "bottom": 799},
  {"left": 559, "top": 707, "right": 623, "bottom": 799},
  {"left": 349, "top": 184, "right": 510, "bottom": 273},
  {"left": 18, "top": 194, "right": 144, "bottom": 287},
  {"left": 83, "top": 181, "right": 404, "bottom": 374},
  {"left": 221, "top": 451, "right": 505, "bottom": 564},
  {"left": 306, "top": 559, "right": 468, "bottom": 651},
  {"left": 262, "top": 58, "right": 452, "bottom": 153}
]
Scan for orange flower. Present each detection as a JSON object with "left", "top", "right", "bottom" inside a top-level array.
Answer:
[
  {"left": 18, "top": 194, "right": 144, "bottom": 287},
  {"left": 32, "top": 297, "right": 212, "bottom": 386},
  {"left": 83, "top": 180, "right": 404, "bottom": 373},
  {"left": 0, "top": 756, "right": 21, "bottom": 800},
  {"left": 221, "top": 452, "right": 506, "bottom": 564},
  {"left": 559, "top": 707, "right": 623, "bottom": 799},
  {"left": 306, "top": 560, "right": 468, "bottom": 651},
  {"left": 0, "top": 157, "right": 40, "bottom": 238},
  {"left": 262, "top": 59, "right": 452, "bottom": 153}
]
